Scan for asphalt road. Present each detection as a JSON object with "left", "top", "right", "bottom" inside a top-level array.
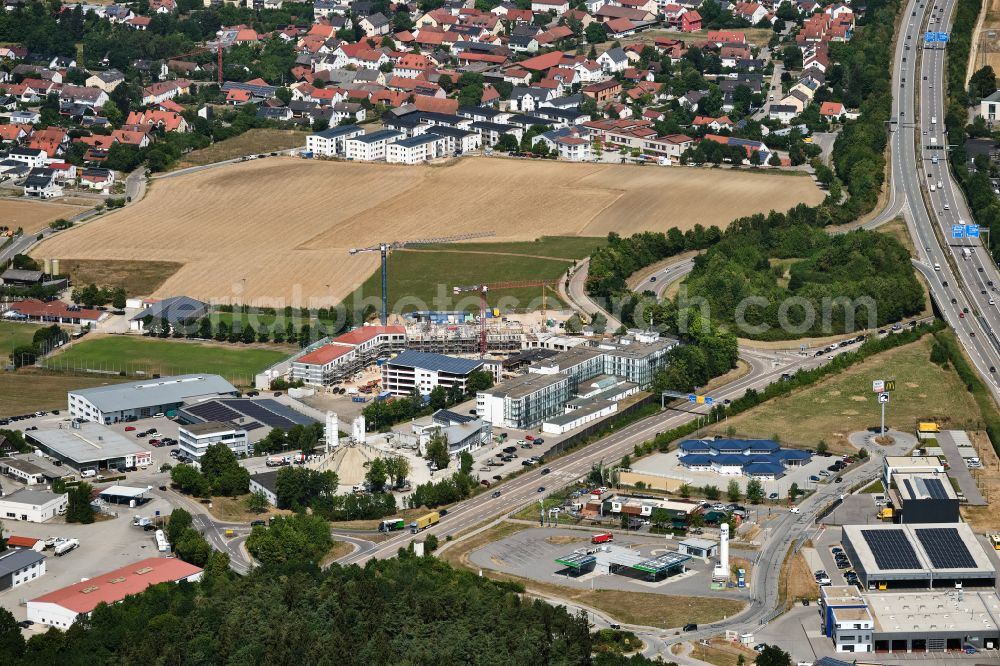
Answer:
[
  {"left": 563, "top": 258, "right": 624, "bottom": 331},
  {"left": 884, "top": 0, "right": 1000, "bottom": 403},
  {"left": 337, "top": 346, "right": 834, "bottom": 568}
]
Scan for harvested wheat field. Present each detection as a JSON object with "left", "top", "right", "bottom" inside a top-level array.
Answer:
[
  {"left": 34, "top": 157, "right": 823, "bottom": 305},
  {"left": 0, "top": 199, "right": 92, "bottom": 234}
]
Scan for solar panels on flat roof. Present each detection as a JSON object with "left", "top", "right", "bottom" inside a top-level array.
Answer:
[
  {"left": 915, "top": 527, "right": 976, "bottom": 569},
  {"left": 861, "top": 529, "right": 921, "bottom": 569},
  {"left": 923, "top": 477, "right": 949, "bottom": 499},
  {"left": 184, "top": 401, "right": 242, "bottom": 423}
]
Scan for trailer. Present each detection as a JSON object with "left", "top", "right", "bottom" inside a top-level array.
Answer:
[
  {"left": 378, "top": 518, "right": 406, "bottom": 532},
  {"left": 53, "top": 538, "right": 80, "bottom": 556},
  {"left": 155, "top": 529, "right": 169, "bottom": 552},
  {"left": 410, "top": 511, "right": 440, "bottom": 533}
]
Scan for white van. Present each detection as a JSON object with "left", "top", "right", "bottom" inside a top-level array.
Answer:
[
  {"left": 81, "top": 469, "right": 96, "bottom": 478},
  {"left": 934, "top": 263, "right": 941, "bottom": 271}
]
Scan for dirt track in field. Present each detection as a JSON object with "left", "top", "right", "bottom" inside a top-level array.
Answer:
[{"left": 33, "top": 157, "right": 823, "bottom": 305}]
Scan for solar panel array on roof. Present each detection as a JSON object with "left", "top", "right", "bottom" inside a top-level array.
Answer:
[
  {"left": 225, "top": 400, "right": 299, "bottom": 430},
  {"left": 915, "top": 528, "right": 976, "bottom": 568},
  {"left": 923, "top": 477, "right": 949, "bottom": 499},
  {"left": 253, "top": 399, "right": 315, "bottom": 426},
  {"left": 861, "top": 529, "right": 921, "bottom": 569},
  {"left": 184, "top": 401, "right": 242, "bottom": 423}
]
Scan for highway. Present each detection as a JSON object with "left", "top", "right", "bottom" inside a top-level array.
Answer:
[{"left": 886, "top": 0, "right": 1000, "bottom": 402}]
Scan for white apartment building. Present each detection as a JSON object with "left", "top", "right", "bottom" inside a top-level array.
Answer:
[
  {"left": 386, "top": 132, "right": 448, "bottom": 164},
  {"left": 344, "top": 129, "right": 403, "bottom": 160},
  {"left": 305, "top": 125, "right": 364, "bottom": 156}
]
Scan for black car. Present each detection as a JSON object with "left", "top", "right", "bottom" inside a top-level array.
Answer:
[
  {"left": 491, "top": 490, "right": 502, "bottom": 498},
  {"left": 492, "top": 475, "right": 502, "bottom": 481},
  {"left": 439, "top": 509, "right": 448, "bottom": 517},
  {"left": 683, "top": 623, "right": 698, "bottom": 632},
  {"left": 17, "top": 620, "right": 33, "bottom": 628},
  {"left": 537, "top": 486, "right": 546, "bottom": 493},
  {"left": 541, "top": 468, "right": 551, "bottom": 475},
  {"left": 251, "top": 520, "right": 267, "bottom": 527},
  {"left": 534, "top": 438, "right": 544, "bottom": 445}
]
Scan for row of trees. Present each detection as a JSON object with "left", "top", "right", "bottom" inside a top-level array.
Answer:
[
  {"left": 170, "top": 444, "right": 250, "bottom": 497},
  {"left": 166, "top": 507, "right": 229, "bottom": 570},
  {"left": 9, "top": 324, "right": 68, "bottom": 369},
  {"left": 255, "top": 423, "right": 325, "bottom": 456},
  {"left": 587, "top": 229, "right": 723, "bottom": 300},
  {"left": 71, "top": 283, "right": 127, "bottom": 309}
]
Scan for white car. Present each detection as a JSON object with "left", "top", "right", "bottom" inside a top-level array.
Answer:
[
  {"left": 944, "top": 204, "right": 950, "bottom": 210},
  {"left": 789, "top": 506, "right": 801, "bottom": 514}
]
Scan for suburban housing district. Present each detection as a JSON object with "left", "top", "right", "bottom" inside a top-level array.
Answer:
[{"left": 2, "top": 0, "right": 1000, "bottom": 661}]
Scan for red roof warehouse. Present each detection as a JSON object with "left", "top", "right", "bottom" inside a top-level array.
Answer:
[{"left": 27, "top": 557, "right": 203, "bottom": 628}]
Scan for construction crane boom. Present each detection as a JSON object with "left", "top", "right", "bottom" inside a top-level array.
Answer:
[
  {"left": 453, "top": 279, "right": 559, "bottom": 356},
  {"left": 348, "top": 231, "right": 496, "bottom": 326}
]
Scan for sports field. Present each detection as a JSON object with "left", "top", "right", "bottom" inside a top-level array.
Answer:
[
  {"left": 33, "top": 158, "right": 824, "bottom": 306},
  {"left": 0, "top": 199, "right": 92, "bottom": 234},
  {"left": 44, "top": 336, "right": 289, "bottom": 385},
  {"left": 0, "top": 321, "right": 44, "bottom": 359},
  {"left": 717, "top": 337, "right": 983, "bottom": 452}
]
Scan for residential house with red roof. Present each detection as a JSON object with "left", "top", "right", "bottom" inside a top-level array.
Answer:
[
  {"left": 125, "top": 109, "right": 188, "bottom": 132},
  {"left": 680, "top": 9, "right": 701, "bottom": 31}
]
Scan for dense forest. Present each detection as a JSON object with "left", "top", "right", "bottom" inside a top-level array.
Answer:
[
  {"left": 683, "top": 216, "right": 924, "bottom": 339},
  {"left": 2, "top": 554, "right": 663, "bottom": 666}
]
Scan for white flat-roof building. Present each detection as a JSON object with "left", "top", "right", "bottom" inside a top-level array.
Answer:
[
  {"left": 883, "top": 455, "right": 945, "bottom": 488},
  {"left": 0, "top": 488, "right": 67, "bottom": 522},
  {"left": 26, "top": 421, "right": 152, "bottom": 472},
  {"left": 68, "top": 374, "right": 238, "bottom": 424},
  {"left": 386, "top": 132, "right": 448, "bottom": 164},
  {"left": 477, "top": 372, "right": 571, "bottom": 429},
  {"left": 821, "top": 585, "right": 1000, "bottom": 653},
  {"left": 306, "top": 124, "right": 364, "bottom": 155},
  {"left": 178, "top": 421, "right": 250, "bottom": 460},
  {"left": 344, "top": 129, "right": 403, "bottom": 161},
  {"left": 381, "top": 350, "right": 484, "bottom": 396},
  {"left": 841, "top": 523, "right": 996, "bottom": 590}
]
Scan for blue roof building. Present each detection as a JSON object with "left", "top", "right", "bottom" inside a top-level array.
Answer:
[{"left": 677, "top": 438, "right": 811, "bottom": 479}]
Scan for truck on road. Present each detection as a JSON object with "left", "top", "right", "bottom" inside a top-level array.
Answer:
[
  {"left": 54, "top": 538, "right": 80, "bottom": 556},
  {"left": 379, "top": 518, "right": 406, "bottom": 532},
  {"left": 410, "top": 511, "right": 440, "bottom": 533},
  {"left": 266, "top": 456, "right": 288, "bottom": 467},
  {"left": 963, "top": 248, "right": 972, "bottom": 259}
]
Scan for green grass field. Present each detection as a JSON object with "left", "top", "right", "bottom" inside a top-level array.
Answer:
[
  {"left": 0, "top": 371, "right": 131, "bottom": 417},
  {"left": 718, "top": 337, "right": 982, "bottom": 452},
  {"left": 346, "top": 236, "right": 604, "bottom": 314},
  {"left": 0, "top": 321, "right": 44, "bottom": 360},
  {"left": 416, "top": 236, "right": 606, "bottom": 260},
  {"left": 44, "top": 336, "right": 289, "bottom": 386}
]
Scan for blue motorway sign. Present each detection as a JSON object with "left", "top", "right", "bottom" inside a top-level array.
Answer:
[
  {"left": 952, "top": 224, "right": 965, "bottom": 239},
  {"left": 924, "top": 31, "right": 950, "bottom": 42},
  {"left": 688, "top": 394, "right": 697, "bottom": 403},
  {"left": 705, "top": 396, "right": 714, "bottom": 406},
  {"left": 967, "top": 224, "right": 981, "bottom": 238}
]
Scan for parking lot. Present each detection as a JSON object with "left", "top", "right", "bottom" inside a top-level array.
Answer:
[
  {"left": 467, "top": 526, "right": 753, "bottom": 601},
  {"left": 629, "top": 450, "right": 859, "bottom": 497},
  {"left": 0, "top": 488, "right": 184, "bottom": 626}
]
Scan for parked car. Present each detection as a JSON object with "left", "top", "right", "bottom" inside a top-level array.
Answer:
[{"left": 125, "top": 426, "right": 136, "bottom": 431}]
